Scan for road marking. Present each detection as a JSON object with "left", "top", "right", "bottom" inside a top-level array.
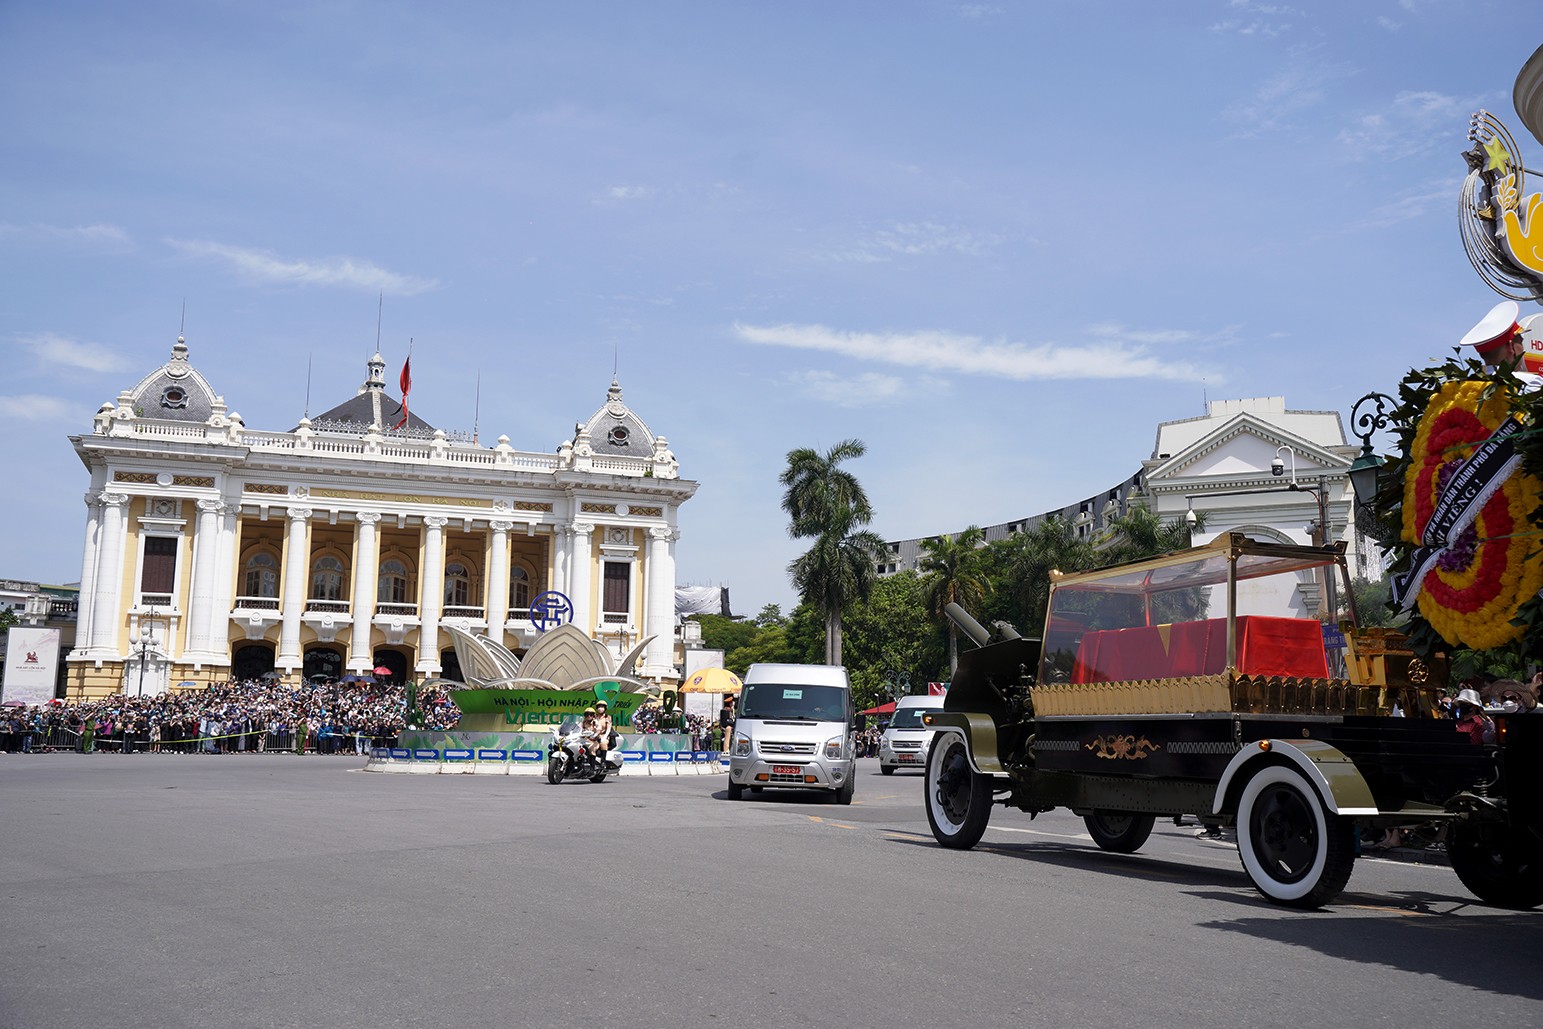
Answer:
[
  {"left": 807, "top": 816, "right": 856, "bottom": 830},
  {"left": 1343, "top": 903, "right": 1433, "bottom": 917},
  {"left": 988, "top": 825, "right": 1092, "bottom": 841}
]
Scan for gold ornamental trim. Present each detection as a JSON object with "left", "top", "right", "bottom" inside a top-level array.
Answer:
[
  {"left": 511, "top": 501, "right": 553, "bottom": 512},
  {"left": 1034, "top": 674, "right": 1232, "bottom": 717},
  {"left": 114, "top": 471, "right": 157, "bottom": 484},
  {"left": 172, "top": 475, "right": 215, "bottom": 488},
  {"left": 1086, "top": 734, "right": 1160, "bottom": 760},
  {"left": 243, "top": 483, "right": 289, "bottom": 495},
  {"left": 309, "top": 488, "right": 491, "bottom": 508},
  {"left": 632, "top": 506, "right": 662, "bottom": 517},
  {"left": 581, "top": 502, "right": 617, "bottom": 513}
]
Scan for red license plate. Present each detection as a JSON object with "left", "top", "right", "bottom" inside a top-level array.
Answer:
[
  {"left": 772, "top": 764, "right": 801, "bottom": 775},
  {"left": 898, "top": 755, "right": 917, "bottom": 763}
]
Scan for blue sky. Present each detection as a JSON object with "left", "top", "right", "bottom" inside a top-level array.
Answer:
[{"left": 3, "top": 1, "right": 1541, "bottom": 615}]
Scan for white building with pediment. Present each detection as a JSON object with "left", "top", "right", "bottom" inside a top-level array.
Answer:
[
  {"left": 64, "top": 336, "right": 697, "bottom": 699},
  {"left": 879, "top": 396, "right": 1382, "bottom": 600}
]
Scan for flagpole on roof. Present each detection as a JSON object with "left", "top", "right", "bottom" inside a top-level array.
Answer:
[{"left": 473, "top": 371, "right": 481, "bottom": 445}]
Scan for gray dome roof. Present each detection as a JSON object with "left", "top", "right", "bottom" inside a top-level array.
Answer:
[
  {"left": 125, "top": 337, "right": 220, "bottom": 422},
  {"left": 304, "top": 351, "right": 433, "bottom": 433},
  {"left": 577, "top": 378, "right": 656, "bottom": 456}
]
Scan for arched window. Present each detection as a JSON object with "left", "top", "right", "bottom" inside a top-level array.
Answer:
[
  {"left": 443, "top": 562, "right": 470, "bottom": 607},
  {"left": 310, "top": 555, "right": 345, "bottom": 601},
  {"left": 378, "top": 559, "right": 409, "bottom": 604},
  {"left": 243, "top": 552, "right": 278, "bottom": 598},
  {"left": 509, "top": 566, "right": 531, "bottom": 612}
]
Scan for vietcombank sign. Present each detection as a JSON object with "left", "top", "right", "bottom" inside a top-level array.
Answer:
[{"left": 451, "top": 684, "right": 644, "bottom": 730}]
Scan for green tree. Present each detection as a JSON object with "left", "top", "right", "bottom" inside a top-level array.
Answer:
[
  {"left": 788, "top": 517, "right": 888, "bottom": 665},
  {"left": 919, "top": 525, "right": 990, "bottom": 673},
  {"left": 1350, "top": 576, "right": 1394, "bottom": 628},
  {"left": 780, "top": 439, "right": 873, "bottom": 536},
  {"left": 839, "top": 571, "right": 948, "bottom": 709},
  {"left": 983, "top": 515, "right": 1095, "bottom": 639},
  {"left": 779, "top": 440, "right": 886, "bottom": 665},
  {"left": 689, "top": 613, "right": 759, "bottom": 655},
  {"left": 1099, "top": 504, "right": 1194, "bottom": 566}
]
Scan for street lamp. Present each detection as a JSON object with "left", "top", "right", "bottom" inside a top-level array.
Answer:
[
  {"left": 1347, "top": 392, "right": 1396, "bottom": 508},
  {"left": 127, "top": 607, "right": 160, "bottom": 699}
]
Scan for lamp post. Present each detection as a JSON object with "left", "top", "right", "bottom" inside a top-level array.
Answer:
[
  {"left": 128, "top": 607, "right": 159, "bottom": 699},
  {"left": 1347, "top": 392, "right": 1397, "bottom": 513}
]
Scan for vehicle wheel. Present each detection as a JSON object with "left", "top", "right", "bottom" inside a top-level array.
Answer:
[
  {"left": 1449, "top": 824, "right": 1543, "bottom": 909},
  {"left": 834, "top": 774, "right": 855, "bottom": 806},
  {"left": 925, "top": 733, "right": 991, "bottom": 849},
  {"left": 1084, "top": 811, "right": 1157, "bottom": 854},
  {"left": 750, "top": 786, "right": 764, "bottom": 793},
  {"left": 589, "top": 769, "right": 608, "bottom": 784},
  {"left": 546, "top": 757, "right": 564, "bottom": 785},
  {"left": 726, "top": 781, "right": 743, "bottom": 801},
  {"left": 1236, "top": 763, "right": 1355, "bottom": 908},
  {"left": 880, "top": 764, "right": 895, "bottom": 776}
]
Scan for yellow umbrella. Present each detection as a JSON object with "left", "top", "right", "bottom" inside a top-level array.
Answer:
[{"left": 679, "top": 667, "right": 742, "bottom": 693}]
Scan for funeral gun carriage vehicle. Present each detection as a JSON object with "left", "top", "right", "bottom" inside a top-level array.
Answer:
[{"left": 923, "top": 532, "right": 1543, "bottom": 909}]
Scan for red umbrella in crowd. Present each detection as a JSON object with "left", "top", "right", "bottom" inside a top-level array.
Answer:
[{"left": 373, "top": 666, "right": 393, "bottom": 676}]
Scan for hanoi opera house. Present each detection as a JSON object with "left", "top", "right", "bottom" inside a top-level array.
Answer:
[{"left": 64, "top": 338, "right": 697, "bottom": 699}]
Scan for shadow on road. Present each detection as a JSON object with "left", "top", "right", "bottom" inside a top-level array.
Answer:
[{"left": 1198, "top": 899, "right": 1543, "bottom": 1001}]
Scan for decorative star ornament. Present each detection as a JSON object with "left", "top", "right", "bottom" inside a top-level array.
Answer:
[{"left": 1484, "top": 135, "right": 1512, "bottom": 175}]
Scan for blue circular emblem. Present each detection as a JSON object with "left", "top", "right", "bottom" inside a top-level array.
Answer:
[{"left": 529, "top": 590, "right": 574, "bottom": 633}]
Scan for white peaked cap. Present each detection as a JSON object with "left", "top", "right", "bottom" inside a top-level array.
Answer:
[{"left": 1459, "top": 300, "right": 1521, "bottom": 351}]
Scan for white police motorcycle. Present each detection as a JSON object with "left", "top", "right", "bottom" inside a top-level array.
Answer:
[{"left": 545, "top": 715, "right": 622, "bottom": 784}]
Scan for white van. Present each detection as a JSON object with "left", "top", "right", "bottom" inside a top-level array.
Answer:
[
  {"left": 727, "top": 663, "right": 856, "bottom": 804},
  {"left": 878, "top": 693, "right": 947, "bottom": 774}
]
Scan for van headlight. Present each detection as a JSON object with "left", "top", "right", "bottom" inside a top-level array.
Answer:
[
  {"left": 823, "top": 735, "right": 846, "bottom": 760},
  {"left": 733, "top": 735, "right": 751, "bottom": 757}
]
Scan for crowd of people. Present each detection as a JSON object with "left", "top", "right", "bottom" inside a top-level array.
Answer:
[{"left": 0, "top": 678, "right": 461, "bottom": 755}]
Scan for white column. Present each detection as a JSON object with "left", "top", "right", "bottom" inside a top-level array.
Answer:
[
  {"left": 208, "top": 503, "right": 239, "bottom": 667},
  {"left": 183, "top": 499, "right": 222, "bottom": 662},
  {"left": 487, "top": 520, "right": 512, "bottom": 646},
  {"left": 643, "top": 526, "right": 677, "bottom": 677},
  {"left": 417, "top": 515, "right": 447, "bottom": 674},
  {"left": 568, "top": 522, "right": 593, "bottom": 636},
  {"left": 276, "top": 507, "right": 312, "bottom": 669},
  {"left": 89, "top": 492, "right": 130, "bottom": 654},
  {"left": 72, "top": 493, "right": 102, "bottom": 657},
  {"left": 553, "top": 526, "right": 570, "bottom": 597},
  {"left": 349, "top": 513, "right": 380, "bottom": 671}
]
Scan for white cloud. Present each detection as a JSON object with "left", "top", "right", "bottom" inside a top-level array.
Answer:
[
  {"left": 735, "top": 322, "right": 1218, "bottom": 383},
  {"left": 0, "top": 394, "right": 77, "bottom": 421},
  {"left": 17, "top": 333, "right": 130, "bottom": 373},
  {"left": 0, "top": 222, "right": 131, "bottom": 245},
  {"left": 1223, "top": 52, "right": 1355, "bottom": 137},
  {"left": 596, "top": 185, "right": 651, "bottom": 204},
  {"left": 785, "top": 369, "right": 910, "bottom": 407},
  {"left": 164, "top": 239, "right": 438, "bottom": 295},
  {"left": 956, "top": 4, "right": 1004, "bottom": 19},
  {"left": 1209, "top": 1, "right": 1305, "bottom": 37},
  {"left": 821, "top": 222, "right": 1000, "bottom": 263},
  {"left": 1337, "top": 90, "right": 1486, "bottom": 161},
  {"left": 1346, "top": 176, "right": 1460, "bottom": 230}
]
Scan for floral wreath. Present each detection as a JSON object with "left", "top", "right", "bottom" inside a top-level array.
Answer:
[{"left": 1381, "top": 355, "right": 1543, "bottom": 656}]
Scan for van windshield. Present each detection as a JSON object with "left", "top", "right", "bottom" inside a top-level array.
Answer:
[
  {"left": 889, "top": 706, "right": 942, "bottom": 729},
  {"left": 740, "top": 683, "right": 850, "bottom": 722}
]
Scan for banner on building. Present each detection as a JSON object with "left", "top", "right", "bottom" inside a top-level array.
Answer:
[{"left": 2, "top": 627, "right": 60, "bottom": 706}]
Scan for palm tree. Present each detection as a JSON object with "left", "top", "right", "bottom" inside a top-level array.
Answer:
[
  {"left": 1100, "top": 504, "right": 1194, "bottom": 566},
  {"left": 780, "top": 439, "right": 872, "bottom": 538},
  {"left": 780, "top": 439, "right": 883, "bottom": 666},
  {"left": 788, "top": 515, "right": 888, "bottom": 665},
  {"left": 919, "top": 525, "right": 989, "bottom": 673},
  {"left": 997, "top": 515, "right": 1095, "bottom": 637}
]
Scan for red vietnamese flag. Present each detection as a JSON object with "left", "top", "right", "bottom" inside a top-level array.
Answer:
[{"left": 394, "top": 355, "right": 412, "bottom": 429}]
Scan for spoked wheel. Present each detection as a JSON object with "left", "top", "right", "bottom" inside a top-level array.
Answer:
[
  {"left": 546, "top": 756, "right": 564, "bottom": 785},
  {"left": 1084, "top": 811, "right": 1157, "bottom": 854},
  {"left": 1236, "top": 763, "right": 1355, "bottom": 908},
  {"left": 925, "top": 733, "right": 992, "bottom": 849},
  {"left": 1449, "top": 824, "right": 1543, "bottom": 909}
]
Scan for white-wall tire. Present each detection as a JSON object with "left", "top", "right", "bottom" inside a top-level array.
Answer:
[{"left": 1236, "top": 763, "right": 1354, "bottom": 908}]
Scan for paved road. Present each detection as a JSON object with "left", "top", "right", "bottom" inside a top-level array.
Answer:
[{"left": 1, "top": 754, "right": 1537, "bottom": 1028}]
